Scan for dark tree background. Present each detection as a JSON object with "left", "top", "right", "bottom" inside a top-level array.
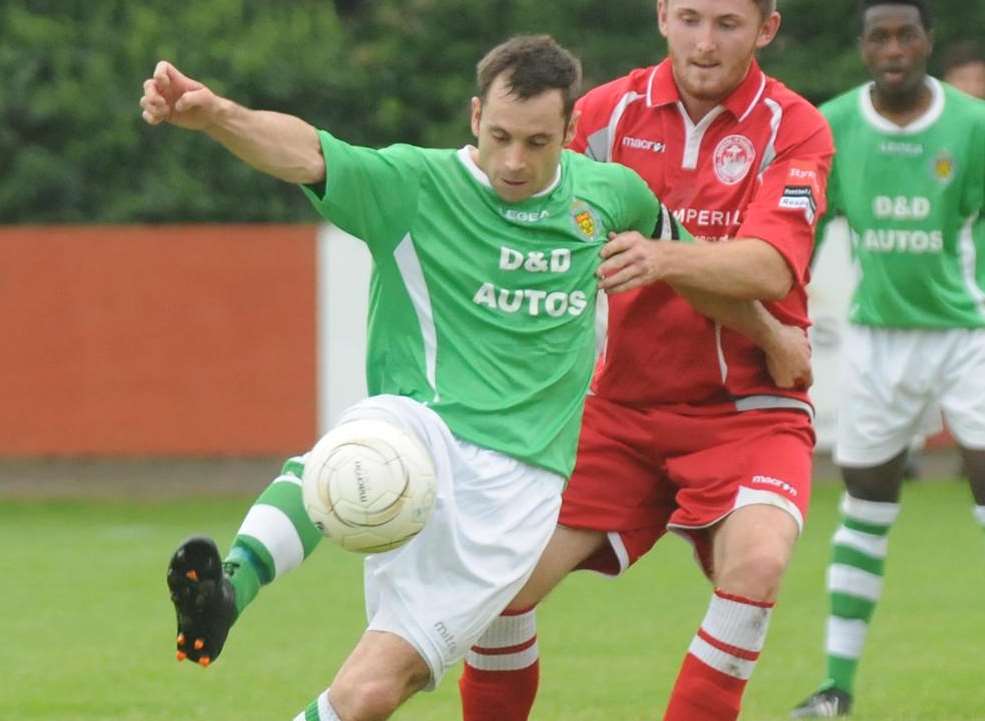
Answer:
[{"left": 3, "top": 0, "right": 981, "bottom": 222}]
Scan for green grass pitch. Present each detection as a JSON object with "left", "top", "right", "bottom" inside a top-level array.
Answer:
[{"left": 2, "top": 478, "right": 982, "bottom": 721}]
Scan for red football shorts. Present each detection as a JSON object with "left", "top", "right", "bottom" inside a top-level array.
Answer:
[{"left": 559, "top": 394, "right": 815, "bottom": 578}]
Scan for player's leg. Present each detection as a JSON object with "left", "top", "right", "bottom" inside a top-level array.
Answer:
[
  {"left": 295, "top": 394, "right": 566, "bottom": 720},
  {"left": 459, "top": 395, "right": 669, "bottom": 721},
  {"left": 660, "top": 409, "right": 812, "bottom": 721},
  {"left": 963, "top": 448, "right": 985, "bottom": 533},
  {"left": 790, "top": 456, "right": 906, "bottom": 718},
  {"left": 663, "top": 505, "right": 798, "bottom": 721},
  {"left": 292, "top": 631, "right": 431, "bottom": 721},
  {"left": 459, "top": 526, "right": 605, "bottom": 721},
  {"left": 167, "top": 454, "right": 323, "bottom": 665},
  {"left": 936, "top": 328, "right": 985, "bottom": 537},
  {"left": 794, "top": 325, "right": 933, "bottom": 717}
]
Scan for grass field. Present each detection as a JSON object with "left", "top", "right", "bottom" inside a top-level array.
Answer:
[{"left": 2, "top": 476, "right": 983, "bottom": 721}]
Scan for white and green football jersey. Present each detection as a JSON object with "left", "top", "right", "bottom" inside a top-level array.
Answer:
[
  {"left": 302, "top": 131, "right": 671, "bottom": 477},
  {"left": 819, "top": 78, "right": 985, "bottom": 328}
]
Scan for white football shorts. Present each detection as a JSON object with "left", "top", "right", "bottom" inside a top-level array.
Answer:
[
  {"left": 334, "top": 394, "right": 564, "bottom": 688},
  {"left": 835, "top": 325, "right": 985, "bottom": 466}
]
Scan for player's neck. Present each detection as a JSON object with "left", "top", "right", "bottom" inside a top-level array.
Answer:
[
  {"left": 870, "top": 79, "right": 932, "bottom": 128},
  {"left": 677, "top": 93, "right": 721, "bottom": 125}
]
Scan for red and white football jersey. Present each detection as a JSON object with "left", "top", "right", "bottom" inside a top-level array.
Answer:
[{"left": 572, "top": 59, "right": 834, "bottom": 410}]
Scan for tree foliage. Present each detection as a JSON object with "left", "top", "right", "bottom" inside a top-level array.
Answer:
[{"left": 4, "top": 0, "right": 981, "bottom": 222}]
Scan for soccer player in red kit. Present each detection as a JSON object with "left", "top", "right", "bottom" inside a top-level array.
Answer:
[{"left": 458, "top": 2, "right": 834, "bottom": 720}]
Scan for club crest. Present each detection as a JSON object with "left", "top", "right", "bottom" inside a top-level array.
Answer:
[
  {"left": 931, "top": 150, "right": 955, "bottom": 184},
  {"left": 571, "top": 200, "right": 602, "bottom": 241},
  {"left": 713, "top": 135, "right": 756, "bottom": 185}
]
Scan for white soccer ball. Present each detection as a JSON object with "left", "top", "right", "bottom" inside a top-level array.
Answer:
[{"left": 302, "top": 419, "right": 437, "bottom": 553}]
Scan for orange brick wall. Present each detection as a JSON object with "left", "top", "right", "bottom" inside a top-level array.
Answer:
[{"left": 0, "top": 225, "right": 318, "bottom": 456}]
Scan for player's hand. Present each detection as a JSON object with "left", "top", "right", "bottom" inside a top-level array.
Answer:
[
  {"left": 140, "top": 61, "right": 220, "bottom": 131},
  {"left": 598, "top": 231, "right": 671, "bottom": 294},
  {"left": 763, "top": 323, "right": 813, "bottom": 390}
]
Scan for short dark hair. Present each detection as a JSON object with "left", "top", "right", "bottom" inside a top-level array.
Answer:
[
  {"left": 476, "top": 35, "right": 582, "bottom": 122},
  {"left": 941, "top": 41, "right": 985, "bottom": 75},
  {"left": 859, "top": 0, "right": 933, "bottom": 31}
]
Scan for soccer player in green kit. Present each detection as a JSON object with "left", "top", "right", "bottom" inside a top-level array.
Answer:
[
  {"left": 141, "top": 35, "right": 808, "bottom": 721},
  {"left": 792, "top": 2, "right": 985, "bottom": 717}
]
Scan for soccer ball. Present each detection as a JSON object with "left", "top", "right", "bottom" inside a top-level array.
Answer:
[{"left": 302, "top": 419, "right": 437, "bottom": 553}]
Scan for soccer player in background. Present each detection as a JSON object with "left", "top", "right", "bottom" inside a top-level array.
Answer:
[
  {"left": 457, "top": 2, "right": 833, "bottom": 721},
  {"left": 140, "top": 35, "right": 809, "bottom": 721},
  {"left": 941, "top": 41, "right": 985, "bottom": 99},
  {"left": 791, "top": 2, "right": 985, "bottom": 717}
]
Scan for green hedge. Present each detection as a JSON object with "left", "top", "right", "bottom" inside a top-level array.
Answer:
[{"left": 4, "top": 0, "right": 980, "bottom": 222}]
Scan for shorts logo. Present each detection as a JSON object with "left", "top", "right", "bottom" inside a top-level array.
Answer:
[
  {"left": 751, "top": 474, "right": 797, "bottom": 497},
  {"left": 931, "top": 150, "right": 955, "bottom": 184},
  {"left": 713, "top": 135, "right": 756, "bottom": 185},
  {"left": 433, "top": 621, "right": 458, "bottom": 654},
  {"left": 570, "top": 199, "right": 601, "bottom": 241}
]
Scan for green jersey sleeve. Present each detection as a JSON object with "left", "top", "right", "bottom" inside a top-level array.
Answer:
[
  {"left": 301, "top": 130, "right": 424, "bottom": 256},
  {"left": 617, "top": 166, "right": 694, "bottom": 244}
]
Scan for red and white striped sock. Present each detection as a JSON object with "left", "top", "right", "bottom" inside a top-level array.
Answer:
[
  {"left": 459, "top": 607, "right": 539, "bottom": 721},
  {"left": 663, "top": 589, "right": 774, "bottom": 721}
]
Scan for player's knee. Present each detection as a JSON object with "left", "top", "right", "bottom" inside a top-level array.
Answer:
[
  {"left": 717, "top": 549, "right": 788, "bottom": 600},
  {"left": 842, "top": 452, "right": 907, "bottom": 502},
  {"left": 332, "top": 679, "right": 402, "bottom": 721},
  {"left": 331, "top": 675, "right": 413, "bottom": 721}
]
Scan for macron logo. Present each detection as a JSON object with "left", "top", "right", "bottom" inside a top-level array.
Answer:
[
  {"left": 751, "top": 475, "right": 797, "bottom": 497},
  {"left": 622, "top": 136, "right": 665, "bottom": 153}
]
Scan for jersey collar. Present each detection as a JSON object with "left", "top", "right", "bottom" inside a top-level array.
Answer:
[
  {"left": 859, "top": 76, "right": 945, "bottom": 135},
  {"left": 456, "top": 146, "right": 562, "bottom": 199},
  {"left": 646, "top": 58, "right": 767, "bottom": 122}
]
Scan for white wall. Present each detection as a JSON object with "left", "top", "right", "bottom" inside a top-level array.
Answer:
[
  {"left": 317, "top": 225, "right": 371, "bottom": 436},
  {"left": 807, "top": 218, "right": 854, "bottom": 451}
]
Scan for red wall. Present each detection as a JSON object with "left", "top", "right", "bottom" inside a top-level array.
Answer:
[{"left": 0, "top": 225, "right": 318, "bottom": 456}]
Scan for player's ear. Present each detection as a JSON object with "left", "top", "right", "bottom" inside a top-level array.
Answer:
[
  {"left": 756, "top": 10, "right": 782, "bottom": 49},
  {"left": 564, "top": 109, "right": 580, "bottom": 147},
  {"left": 470, "top": 97, "right": 482, "bottom": 139},
  {"left": 657, "top": 0, "right": 670, "bottom": 37}
]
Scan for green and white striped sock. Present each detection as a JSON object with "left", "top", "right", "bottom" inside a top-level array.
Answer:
[
  {"left": 823, "top": 492, "right": 900, "bottom": 695},
  {"left": 225, "top": 456, "right": 323, "bottom": 616},
  {"left": 293, "top": 690, "right": 341, "bottom": 721}
]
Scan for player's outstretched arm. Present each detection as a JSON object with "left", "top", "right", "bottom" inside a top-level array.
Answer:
[{"left": 139, "top": 61, "right": 324, "bottom": 185}]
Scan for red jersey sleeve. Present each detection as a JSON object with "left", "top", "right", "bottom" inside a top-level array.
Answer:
[
  {"left": 737, "top": 101, "right": 834, "bottom": 288},
  {"left": 568, "top": 73, "right": 643, "bottom": 158}
]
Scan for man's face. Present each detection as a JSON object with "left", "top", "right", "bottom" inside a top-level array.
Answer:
[
  {"left": 471, "top": 74, "right": 575, "bottom": 204},
  {"left": 658, "top": 0, "right": 779, "bottom": 105},
  {"left": 861, "top": 4, "right": 932, "bottom": 98},
  {"left": 944, "top": 61, "right": 985, "bottom": 99}
]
